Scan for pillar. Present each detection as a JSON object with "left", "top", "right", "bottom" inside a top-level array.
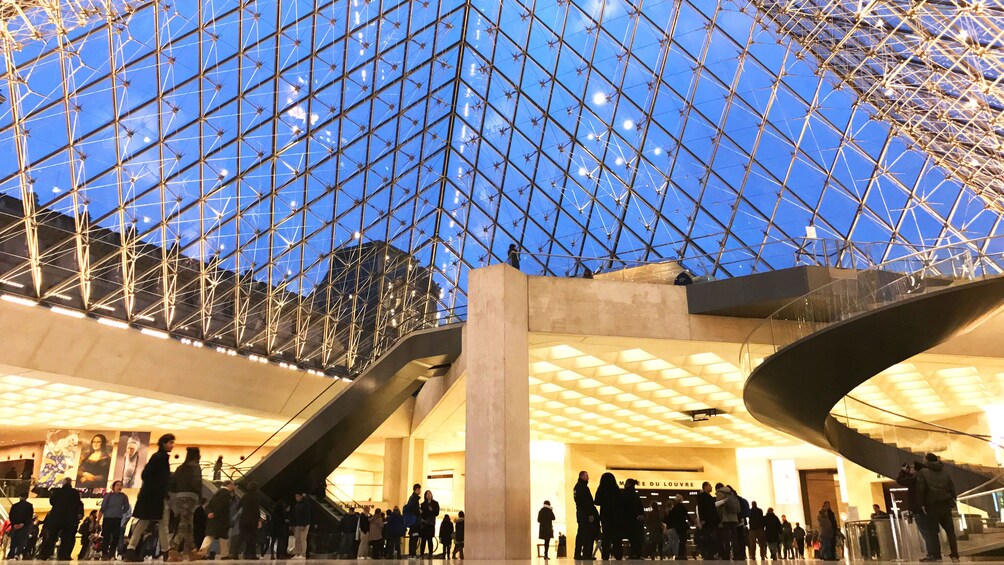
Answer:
[
  {"left": 465, "top": 264, "right": 531, "bottom": 560},
  {"left": 383, "top": 437, "right": 427, "bottom": 508}
]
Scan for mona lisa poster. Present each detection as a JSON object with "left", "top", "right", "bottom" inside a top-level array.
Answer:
[
  {"left": 76, "top": 432, "right": 114, "bottom": 496},
  {"left": 113, "top": 432, "right": 150, "bottom": 490}
]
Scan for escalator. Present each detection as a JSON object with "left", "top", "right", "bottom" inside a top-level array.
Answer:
[
  {"left": 241, "top": 323, "right": 463, "bottom": 501},
  {"left": 740, "top": 246, "right": 1004, "bottom": 556}
]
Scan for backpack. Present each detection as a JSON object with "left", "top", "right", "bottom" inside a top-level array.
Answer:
[{"left": 739, "top": 497, "right": 751, "bottom": 520}]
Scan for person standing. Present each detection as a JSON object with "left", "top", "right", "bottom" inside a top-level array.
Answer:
[
  {"left": 100, "top": 480, "right": 132, "bottom": 559},
  {"left": 291, "top": 492, "right": 312, "bottom": 559},
  {"left": 917, "top": 453, "right": 959, "bottom": 562},
  {"left": 438, "top": 514, "right": 453, "bottom": 559},
  {"left": 337, "top": 506, "right": 359, "bottom": 558},
  {"left": 573, "top": 471, "right": 597, "bottom": 560},
  {"left": 7, "top": 493, "right": 32, "bottom": 559},
  {"left": 212, "top": 456, "right": 224, "bottom": 482},
  {"left": 370, "top": 508, "right": 384, "bottom": 559},
  {"left": 817, "top": 502, "right": 835, "bottom": 561},
  {"left": 125, "top": 433, "right": 175, "bottom": 562},
  {"left": 356, "top": 507, "right": 371, "bottom": 559},
  {"left": 239, "top": 482, "right": 264, "bottom": 559},
  {"left": 664, "top": 494, "right": 690, "bottom": 560},
  {"left": 196, "top": 480, "right": 236, "bottom": 558},
  {"left": 270, "top": 500, "right": 290, "bottom": 559},
  {"left": 37, "top": 477, "right": 84, "bottom": 560},
  {"left": 78, "top": 510, "right": 100, "bottom": 560},
  {"left": 793, "top": 522, "right": 806, "bottom": 558},
  {"left": 385, "top": 507, "right": 405, "bottom": 559},
  {"left": 696, "top": 481, "right": 720, "bottom": 560},
  {"left": 452, "top": 511, "right": 465, "bottom": 559},
  {"left": 419, "top": 491, "right": 440, "bottom": 558},
  {"left": 538, "top": 501, "right": 556, "bottom": 560},
  {"left": 507, "top": 244, "right": 520, "bottom": 269},
  {"left": 897, "top": 462, "right": 930, "bottom": 558},
  {"left": 194, "top": 498, "right": 208, "bottom": 551},
  {"left": 763, "top": 507, "right": 782, "bottom": 559},
  {"left": 621, "top": 479, "right": 645, "bottom": 559},
  {"left": 405, "top": 484, "right": 422, "bottom": 558},
  {"left": 747, "top": 501, "right": 766, "bottom": 560},
  {"left": 645, "top": 501, "right": 665, "bottom": 559},
  {"left": 593, "top": 472, "right": 622, "bottom": 560},
  {"left": 715, "top": 484, "right": 740, "bottom": 561}
]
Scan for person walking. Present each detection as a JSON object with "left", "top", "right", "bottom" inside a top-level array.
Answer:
[
  {"left": 167, "top": 447, "right": 201, "bottom": 561},
  {"left": 452, "top": 511, "right": 465, "bottom": 559},
  {"left": 438, "top": 514, "right": 453, "bottom": 559},
  {"left": 593, "top": 472, "right": 622, "bottom": 560},
  {"left": 816, "top": 503, "right": 835, "bottom": 561},
  {"left": 621, "top": 479, "right": 645, "bottom": 559},
  {"left": 664, "top": 494, "right": 690, "bottom": 560},
  {"left": 125, "top": 433, "right": 175, "bottom": 562},
  {"left": 747, "top": 501, "right": 766, "bottom": 560},
  {"left": 196, "top": 480, "right": 236, "bottom": 559},
  {"left": 538, "top": 501, "right": 556, "bottom": 560},
  {"left": 239, "top": 482, "right": 264, "bottom": 559},
  {"left": 100, "top": 480, "right": 131, "bottom": 559},
  {"left": 696, "top": 482, "right": 720, "bottom": 560},
  {"left": 291, "top": 492, "right": 312, "bottom": 559},
  {"left": 7, "top": 493, "right": 32, "bottom": 560},
  {"left": 793, "top": 522, "right": 806, "bottom": 558},
  {"left": 419, "top": 491, "right": 440, "bottom": 558},
  {"left": 573, "top": 471, "right": 598, "bottom": 560},
  {"left": 781, "top": 515, "right": 794, "bottom": 559},
  {"left": 917, "top": 453, "right": 960, "bottom": 562},
  {"left": 37, "top": 477, "right": 84, "bottom": 560},
  {"left": 645, "top": 501, "right": 665, "bottom": 559},
  {"left": 763, "top": 507, "right": 782, "bottom": 559}
]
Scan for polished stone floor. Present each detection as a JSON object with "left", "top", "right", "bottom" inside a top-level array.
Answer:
[{"left": 5, "top": 560, "right": 1003, "bottom": 564}]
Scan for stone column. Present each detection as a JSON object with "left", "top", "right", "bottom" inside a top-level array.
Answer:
[
  {"left": 383, "top": 437, "right": 428, "bottom": 507},
  {"left": 464, "top": 264, "right": 531, "bottom": 560}
]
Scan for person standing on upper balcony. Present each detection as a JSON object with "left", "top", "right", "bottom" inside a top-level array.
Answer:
[{"left": 507, "top": 244, "right": 520, "bottom": 269}]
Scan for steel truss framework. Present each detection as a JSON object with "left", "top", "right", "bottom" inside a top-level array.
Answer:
[{"left": 2, "top": 0, "right": 1004, "bottom": 374}]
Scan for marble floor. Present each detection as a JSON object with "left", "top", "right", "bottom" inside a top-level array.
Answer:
[{"left": 5, "top": 560, "right": 1003, "bottom": 564}]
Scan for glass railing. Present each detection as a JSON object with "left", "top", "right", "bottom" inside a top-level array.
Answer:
[
  {"left": 740, "top": 240, "right": 1004, "bottom": 377},
  {"left": 831, "top": 396, "right": 1004, "bottom": 473}
]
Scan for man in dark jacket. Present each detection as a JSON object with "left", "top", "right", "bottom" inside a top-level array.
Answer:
[
  {"left": 196, "top": 481, "right": 236, "bottom": 557},
  {"left": 747, "top": 501, "right": 766, "bottom": 560},
  {"left": 337, "top": 507, "right": 359, "bottom": 558},
  {"left": 125, "top": 433, "right": 175, "bottom": 561},
  {"left": 7, "top": 493, "right": 33, "bottom": 559},
  {"left": 696, "top": 481, "right": 720, "bottom": 559},
  {"left": 404, "top": 484, "right": 421, "bottom": 557},
  {"left": 573, "top": 471, "right": 598, "bottom": 559},
  {"left": 291, "top": 492, "right": 312, "bottom": 558},
  {"left": 239, "top": 482, "right": 264, "bottom": 559},
  {"left": 664, "top": 494, "right": 690, "bottom": 560},
  {"left": 916, "top": 453, "right": 959, "bottom": 561},
  {"left": 763, "top": 508, "right": 782, "bottom": 559},
  {"left": 622, "top": 479, "right": 645, "bottom": 559},
  {"left": 38, "top": 477, "right": 84, "bottom": 560}
]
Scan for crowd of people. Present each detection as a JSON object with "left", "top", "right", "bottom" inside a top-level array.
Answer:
[
  {"left": 332, "top": 485, "right": 464, "bottom": 560},
  {"left": 571, "top": 471, "right": 839, "bottom": 561}
]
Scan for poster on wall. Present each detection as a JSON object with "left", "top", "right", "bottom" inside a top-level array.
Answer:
[
  {"left": 38, "top": 429, "right": 84, "bottom": 488},
  {"left": 76, "top": 432, "right": 114, "bottom": 496},
  {"left": 113, "top": 432, "right": 150, "bottom": 489}
]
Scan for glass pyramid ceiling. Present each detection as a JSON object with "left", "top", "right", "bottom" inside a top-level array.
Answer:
[{"left": 2, "top": 0, "right": 1003, "bottom": 374}]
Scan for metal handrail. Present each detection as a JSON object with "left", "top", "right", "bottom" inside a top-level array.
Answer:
[{"left": 958, "top": 483, "right": 1004, "bottom": 502}]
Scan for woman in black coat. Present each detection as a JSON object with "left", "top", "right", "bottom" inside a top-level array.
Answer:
[
  {"left": 538, "top": 501, "right": 557, "bottom": 560},
  {"left": 621, "top": 479, "right": 645, "bottom": 559},
  {"left": 125, "top": 434, "right": 174, "bottom": 560},
  {"left": 418, "top": 491, "right": 440, "bottom": 558},
  {"left": 594, "top": 472, "right": 624, "bottom": 560},
  {"left": 195, "top": 483, "right": 235, "bottom": 557}
]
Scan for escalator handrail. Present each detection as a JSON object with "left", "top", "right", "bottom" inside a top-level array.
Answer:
[
  {"left": 240, "top": 307, "right": 466, "bottom": 465},
  {"left": 835, "top": 395, "right": 1004, "bottom": 452}
]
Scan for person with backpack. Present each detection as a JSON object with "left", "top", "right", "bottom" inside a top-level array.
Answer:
[
  {"left": 404, "top": 484, "right": 421, "bottom": 557},
  {"left": 167, "top": 447, "right": 201, "bottom": 561},
  {"left": 916, "top": 453, "right": 959, "bottom": 562}
]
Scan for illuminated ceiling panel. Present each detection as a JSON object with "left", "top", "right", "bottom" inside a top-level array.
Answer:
[{"left": 3, "top": 0, "right": 1004, "bottom": 377}]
